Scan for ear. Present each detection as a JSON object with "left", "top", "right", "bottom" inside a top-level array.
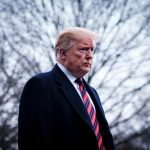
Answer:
[{"left": 59, "top": 49, "right": 67, "bottom": 61}]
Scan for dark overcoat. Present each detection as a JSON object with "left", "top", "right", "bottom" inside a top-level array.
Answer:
[{"left": 18, "top": 64, "right": 115, "bottom": 150}]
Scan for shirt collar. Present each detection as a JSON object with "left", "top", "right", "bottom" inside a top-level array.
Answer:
[{"left": 57, "top": 63, "right": 76, "bottom": 83}]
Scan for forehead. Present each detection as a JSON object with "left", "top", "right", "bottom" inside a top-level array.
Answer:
[{"left": 77, "top": 38, "right": 94, "bottom": 47}]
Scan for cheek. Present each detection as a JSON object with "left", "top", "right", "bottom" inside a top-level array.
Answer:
[
  {"left": 68, "top": 54, "right": 82, "bottom": 62},
  {"left": 75, "top": 54, "right": 85, "bottom": 61},
  {"left": 66, "top": 52, "right": 85, "bottom": 67}
]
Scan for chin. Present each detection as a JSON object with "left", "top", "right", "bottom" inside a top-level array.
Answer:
[
  {"left": 77, "top": 67, "right": 90, "bottom": 77},
  {"left": 82, "top": 69, "right": 90, "bottom": 75}
]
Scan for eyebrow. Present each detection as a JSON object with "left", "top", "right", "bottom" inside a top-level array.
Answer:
[
  {"left": 82, "top": 43, "right": 89, "bottom": 45},
  {"left": 79, "top": 46, "right": 93, "bottom": 49}
]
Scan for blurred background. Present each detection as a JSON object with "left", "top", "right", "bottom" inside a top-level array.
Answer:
[{"left": 0, "top": 0, "right": 150, "bottom": 149}]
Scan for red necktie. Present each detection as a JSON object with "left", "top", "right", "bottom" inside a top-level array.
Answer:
[{"left": 75, "top": 78, "right": 105, "bottom": 150}]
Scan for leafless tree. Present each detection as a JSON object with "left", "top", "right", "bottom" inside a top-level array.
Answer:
[{"left": 0, "top": 0, "right": 150, "bottom": 149}]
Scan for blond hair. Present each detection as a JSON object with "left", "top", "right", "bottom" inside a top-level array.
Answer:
[{"left": 55, "top": 27, "right": 99, "bottom": 56}]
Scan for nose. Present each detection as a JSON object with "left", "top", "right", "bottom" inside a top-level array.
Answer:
[{"left": 86, "top": 49, "right": 93, "bottom": 59}]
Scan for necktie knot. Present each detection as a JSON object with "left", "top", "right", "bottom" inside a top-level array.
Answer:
[{"left": 75, "top": 78, "right": 83, "bottom": 85}]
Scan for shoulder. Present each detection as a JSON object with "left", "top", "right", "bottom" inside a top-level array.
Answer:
[
  {"left": 33, "top": 71, "right": 53, "bottom": 81},
  {"left": 23, "top": 69, "right": 55, "bottom": 91},
  {"left": 28, "top": 71, "right": 52, "bottom": 82}
]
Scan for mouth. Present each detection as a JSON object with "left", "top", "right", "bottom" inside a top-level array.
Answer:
[{"left": 84, "top": 63, "right": 91, "bottom": 67}]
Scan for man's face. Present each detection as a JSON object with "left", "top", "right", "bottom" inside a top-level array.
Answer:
[{"left": 62, "top": 38, "right": 94, "bottom": 77}]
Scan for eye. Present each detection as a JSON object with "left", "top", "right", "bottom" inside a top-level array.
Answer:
[
  {"left": 79, "top": 48, "right": 89, "bottom": 52},
  {"left": 78, "top": 47, "right": 94, "bottom": 53}
]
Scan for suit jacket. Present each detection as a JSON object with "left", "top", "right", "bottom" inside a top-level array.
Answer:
[{"left": 18, "top": 64, "right": 115, "bottom": 150}]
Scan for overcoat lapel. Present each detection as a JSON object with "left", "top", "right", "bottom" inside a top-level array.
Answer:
[{"left": 52, "top": 64, "right": 94, "bottom": 133}]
